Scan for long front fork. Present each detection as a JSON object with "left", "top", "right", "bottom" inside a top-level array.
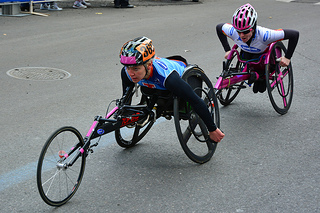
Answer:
[{"left": 59, "top": 106, "right": 120, "bottom": 169}]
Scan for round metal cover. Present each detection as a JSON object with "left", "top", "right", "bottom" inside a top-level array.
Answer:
[{"left": 6, "top": 67, "right": 71, "bottom": 81}]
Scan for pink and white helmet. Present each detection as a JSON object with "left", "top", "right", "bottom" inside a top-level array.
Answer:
[{"left": 232, "top": 3, "right": 257, "bottom": 32}]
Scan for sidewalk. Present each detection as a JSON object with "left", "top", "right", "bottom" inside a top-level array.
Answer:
[
  {"left": 0, "top": 0, "right": 199, "bottom": 17},
  {"left": 35, "top": 0, "right": 199, "bottom": 9}
]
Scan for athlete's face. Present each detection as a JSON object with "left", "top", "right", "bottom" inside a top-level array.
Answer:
[
  {"left": 238, "top": 29, "right": 254, "bottom": 43},
  {"left": 126, "top": 65, "right": 146, "bottom": 83}
]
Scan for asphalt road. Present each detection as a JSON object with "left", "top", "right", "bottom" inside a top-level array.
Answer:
[{"left": 0, "top": 0, "right": 319, "bottom": 212}]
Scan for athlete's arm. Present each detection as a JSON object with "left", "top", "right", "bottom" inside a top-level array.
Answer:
[
  {"left": 216, "top": 23, "right": 231, "bottom": 53},
  {"left": 165, "top": 71, "right": 217, "bottom": 131},
  {"left": 165, "top": 71, "right": 224, "bottom": 142},
  {"left": 121, "top": 67, "right": 135, "bottom": 96},
  {"left": 282, "top": 29, "right": 299, "bottom": 59}
]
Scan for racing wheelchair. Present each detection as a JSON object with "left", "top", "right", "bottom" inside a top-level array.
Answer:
[
  {"left": 215, "top": 41, "right": 294, "bottom": 115},
  {"left": 36, "top": 63, "right": 220, "bottom": 207}
]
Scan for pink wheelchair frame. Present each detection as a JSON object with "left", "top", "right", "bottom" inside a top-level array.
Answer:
[{"left": 214, "top": 41, "right": 294, "bottom": 115}]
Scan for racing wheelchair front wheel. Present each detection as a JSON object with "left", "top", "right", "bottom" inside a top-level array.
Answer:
[
  {"left": 173, "top": 65, "right": 220, "bottom": 164},
  {"left": 37, "top": 126, "right": 86, "bottom": 207},
  {"left": 266, "top": 41, "right": 294, "bottom": 115}
]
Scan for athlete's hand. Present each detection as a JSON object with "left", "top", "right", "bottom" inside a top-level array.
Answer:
[
  {"left": 209, "top": 128, "right": 225, "bottom": 143},
  {"left": 224, "top": 51, "right": 231, "bottom": 59},
  {"left": 279, "top": 57, "right": 290, "bottom": 67}
]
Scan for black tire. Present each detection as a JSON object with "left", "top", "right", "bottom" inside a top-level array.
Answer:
[
  {"left": 173, "top": 66, "right": 220, "bottom": 164},
  {"left": 266, "top": 41, "right": 294, "bottom": 115},
  {"left": 217, "top": 54, "right": 244, "bottom": 106},
  {"left": 115, "top": 119, "right": 154, "bottom": 148},
  {"left": 115, "top": 84, "right": 155, "bottom": 148},
  {"left": 37, "top": 126, "right": 86, "bottom": 207}
]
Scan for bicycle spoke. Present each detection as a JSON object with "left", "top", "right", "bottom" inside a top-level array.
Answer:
[
  {"left": 276, "top": 77, "right": 289, "bottom": 107},
  {"left": 183, "top": 128, "right": 193, "bottom": 145},
  {"left": 225, "top": 89, "right": 232, "bottom": 100},
  {"left": 43, "top": 169, "right": 61, "bottom": 196}
]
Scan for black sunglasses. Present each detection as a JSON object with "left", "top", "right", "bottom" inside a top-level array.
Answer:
[{"left": 237, "top": 29, "right": 252, "bottom": 34}]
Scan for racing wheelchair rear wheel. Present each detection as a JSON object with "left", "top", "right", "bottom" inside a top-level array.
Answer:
[
  {"left": 266, "top": 41, "right": 294, "bottom": 115},
  {"left": 173, "top": 65, "right": 220, "bottom": 164},
  {"left": 115, "top": 85, "right": 155, "bottom": 148},
  {"left": 115, "top": 120, "right": 154, "bottom": 148},
  {"left": 216, "top": 53, "right": 245, "bottom": 106}
]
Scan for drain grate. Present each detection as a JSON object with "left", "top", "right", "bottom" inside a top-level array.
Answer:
[{"left": 6, "top": 67, "right": 71, "bottom": 81}]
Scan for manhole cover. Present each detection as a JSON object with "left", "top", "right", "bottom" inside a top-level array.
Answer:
[{"left": 6, "top": 67, "right": 71, "bottom": 81}]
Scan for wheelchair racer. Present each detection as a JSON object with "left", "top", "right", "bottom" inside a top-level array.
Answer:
[
  {"left": 216, "top": 3, "right": 299, "bottom": 93},
  {"left": 119, "top": 36, "right": 225, "bottom": 143}
]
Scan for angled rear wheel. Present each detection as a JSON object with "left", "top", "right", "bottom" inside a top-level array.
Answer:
[
  {"left": 174, "top": 66, "right": 220, "bottom": 164},
  {"left": 115, "top": 119, "right": 154, "bottom": 148},
  {"left": 266, "top": 41, "right": 294, "bottom": 115},
  {"left": 115, "top": 85, "right": 155, "bottom": 148},
  {"left": 217, "top": 54, "right": 244, "bottom": 106}
]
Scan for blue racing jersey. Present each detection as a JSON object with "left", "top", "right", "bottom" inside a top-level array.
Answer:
[{"left": 125, "top": 57, "right": 187, "bottom": 90}]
